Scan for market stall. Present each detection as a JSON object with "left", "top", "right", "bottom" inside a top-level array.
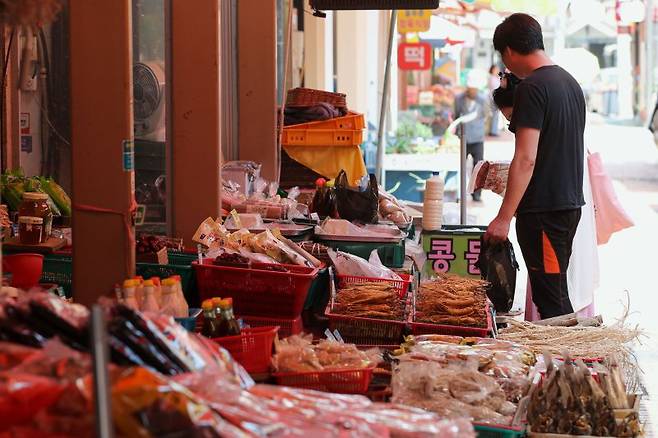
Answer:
[{"left": 0, "top": 150, "right": 645, "bottom": 436}]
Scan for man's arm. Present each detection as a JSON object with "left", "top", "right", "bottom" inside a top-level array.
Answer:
[{"left": 484, "top": 126, "right": 539, "bottom": 243}]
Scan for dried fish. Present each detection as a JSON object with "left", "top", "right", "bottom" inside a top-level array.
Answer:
[
  {"left": 415, "top": 275, "right": 489, "bottom": 328},
  {"left": 333, "top": 282, "right": 405, "bottom": 321}
]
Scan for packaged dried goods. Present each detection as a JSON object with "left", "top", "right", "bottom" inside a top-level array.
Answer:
[
  {"left": 469, "top": 160, "right": 510, "bottom": 196},
  {"left": 329, "top": 249, "right": 402, "bottom": 280},
  {"left": 378, "top": 190, "right": 411, "bottom": 226},
  {"left": 271, "top": 334, "right": 380, "bottom": 373},
  {"left": 398, "top": 335, "right": 535, "bottom": 403},
  {"left": 392, "top": 358, "right": 519, "bottom": 425},
  {"left": 415, "top": 275, "right": 489, "bottom": 328}
]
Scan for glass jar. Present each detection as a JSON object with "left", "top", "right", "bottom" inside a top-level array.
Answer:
[
  {"left": 18, "top": 216, "right": 44, "bottom": 245},
  {"left": 19, "top": 193, "right": 52, "bottom": 243}
]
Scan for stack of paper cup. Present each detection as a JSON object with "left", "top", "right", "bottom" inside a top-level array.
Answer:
[{"left": 422, "top": 176, "right": 444, "bottom": 231}]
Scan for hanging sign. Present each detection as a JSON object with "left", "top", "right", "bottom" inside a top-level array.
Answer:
[
  {"left": 397, "top": 10, "right": 432, "bottom": 34},
  {"left": 398, "top": 42, "right": 432, "bottom": 70}
]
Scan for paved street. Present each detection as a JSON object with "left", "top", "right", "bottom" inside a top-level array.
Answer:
[{"left": 465, "top": 117, "right": 658, "bottom": 430}]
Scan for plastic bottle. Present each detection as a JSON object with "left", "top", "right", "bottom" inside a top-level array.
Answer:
[
  {"left": 170, "top": 275, "right": 189, "bottom": 318},
  {"left": 133, "top": 276, "right": 145, "bottom": 308},
  {"left": 160, "top": 279, "right": 177, "bottom": 317},
  {"left": 150, "top": 277, "right": 162, "bottom": 305},
  {"left": 217, "top": 298, "right": 241, "bottom": 337},
  {"left": 122, "top": 279, "right": 139, "bottom": 310},
  {"left": 201, "top": 299, "right": 221, "bottom": 338},
  {"left": 141, "top": 279, "right": 160, "bottom": 312}
]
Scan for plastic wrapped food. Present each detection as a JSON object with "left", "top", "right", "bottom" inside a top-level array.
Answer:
[
  {"left": 378, "top": 190, "right": 411, "bottom": 226},
  {"left": 392, "top": 358, "right": 515, "bottom": 425},
  {"left": 112, "top": 367, "right": 244, "bottom": 438},
  {"left": 399, "top": 336, "right": 535, "bottom": 403},
  {"left": 249, "top": 384, "right": 476, "bottom": 438},
  {"left": 329, "top": 250, "right": 401, "bottom": 280},
  {"left": 272, "top": 335, "right": 380, "bottom": 373},
  {"left": 469, "top": 161, "right": 510, "bottom": 196}
]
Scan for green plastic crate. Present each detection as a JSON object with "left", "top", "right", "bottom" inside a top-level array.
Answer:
[
  {"left": 167, "top": 251, "right": 199, "bottom": 266},
  {"left": 38, "top": 253, "right": 198, "bottom": 304},
  {"left": 41, "top": 254, "right": 73, "bottom": 297},
  {"left": 318, "top": 240, "right": 405, "bottom": 268},
  {"left": 474, "top": 424, "right": 526, "bottom": 438}
]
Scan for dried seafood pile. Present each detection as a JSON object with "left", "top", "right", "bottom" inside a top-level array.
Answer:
[
  {"left": 272, "top": 334, "right": 380, "bottom": 373},
  {"left": 498, "top": 318, "right": 641, "bottom": 361},
  {"left": 528, "top": 354, "right": 641, "bottom": 436},
  {"left": 392, "top": 359, "right": 521, "bottom": 425},
  {"left": 415, "top": 275, "right": 488, "bottom": 327},
  {"left": 332, "top": 282, "right": 404, "bottom": 320},
  {"left": 392, "top": 335, "right": 535, "bottom": 425}
]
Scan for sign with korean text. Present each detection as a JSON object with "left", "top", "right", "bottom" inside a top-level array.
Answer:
[
  {"left": 398, "top": 10, "right": 432, "bottom": 34},
  {"left": 422, "top": 226, "right": 486, "bottom": 278},
  {"left": 398, "top": 42, "right": 432, "bottom": 71}
]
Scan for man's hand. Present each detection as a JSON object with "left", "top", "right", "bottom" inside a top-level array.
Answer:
[{"left": 484, "top": 214, "right": 511, "bottom": 244}]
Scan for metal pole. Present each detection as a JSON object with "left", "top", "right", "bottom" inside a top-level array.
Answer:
[
  {"left": 91, "top": 305, "right": 113, "bottom": 438},
  {"left": 460, "top": 123, "right": 467, "bottom": 225},
  {"left": 646, "top": 0, "right": 654, "bottom": 124},
  {"left": 375, "top": 10, "right": 396, "bottom": 183}
]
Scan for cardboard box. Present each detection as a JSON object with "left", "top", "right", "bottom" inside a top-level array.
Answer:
[
  {"left": 136, "top": 247, "right": 168, "bottom": 265},
  {"left": 421, "top": 225, "right": 486, "bottom": 278}
]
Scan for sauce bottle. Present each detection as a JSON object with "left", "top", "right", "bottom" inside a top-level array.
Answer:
[
  {"left": 133, "top": 276, "right": 145, "bottom": 307},
  {"left": 217, "top": 298, "right": 241, "bottom": 337},
  {"left": 122, "top": 279, "right": 139, "bottom": 310},
  {"left": 141, "top": 279, "right": 159, "bottom": 312},
  {"left": 201, "top": 299, "right": 221, "bottom": 338},
  {"left": 160, "top": 279, "right": 178, "bottom": 317},
  {"left": 150, "top": 277, "right": 162, "bottom": 305},
  {"left": 170, "top": 275, "right": 188, "bottom": 318}
]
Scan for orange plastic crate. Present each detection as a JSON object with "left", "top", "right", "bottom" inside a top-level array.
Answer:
[
  {"left": 282, "top": 128, "right": 364, "bottom": 146},
  {"left": 286, "top": 112, "right": 365, "bottom": 130}
]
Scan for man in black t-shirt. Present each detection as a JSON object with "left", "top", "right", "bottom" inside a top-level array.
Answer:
[{"left": 485, "top": 13, "right": 586, "bottom": 319}]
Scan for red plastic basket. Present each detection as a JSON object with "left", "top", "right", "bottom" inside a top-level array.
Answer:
[
  {"left": 325, "top": 311, "right": 407, "bottom": 345},
  {"left": 240, "top": 315, "right": 303, "bottom": 339},
  {"left": 336, "top": 273, "right": 412, "bottom": 299},
  {"left": 409, "top": 302, "right": 493, "bottom": 338},
  {"left": 211, "top": 326, "right": 279, "bottom": 374},
  {"left": 273, "top": 365, "right": 375, "bottom": 394},
  {"left": 194, "top": 260, "right": 319, "bottom": 318}
]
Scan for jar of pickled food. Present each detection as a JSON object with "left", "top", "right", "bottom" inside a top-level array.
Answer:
[
  {"left": 18, "top": 216, "right": 44, "bottom": 245},
  {"left": 19, "top": 192, "right": 52, "bottom": 242}
]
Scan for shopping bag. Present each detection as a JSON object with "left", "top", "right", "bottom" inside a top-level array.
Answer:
[
  {"left": 334, "top": 170, "right": 379, "bottom": 223},
  {"left": 475, "top": 238, "right": 519, "bottom": 313},
  {"left": 587, "top": 151, "right": 634, "bottom": 245}
]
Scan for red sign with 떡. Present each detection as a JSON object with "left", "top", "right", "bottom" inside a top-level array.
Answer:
[{"left": 398, "top": 42, "right": 432, "bottom": 71}]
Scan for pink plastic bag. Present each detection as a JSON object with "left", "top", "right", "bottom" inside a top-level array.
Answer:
[{"left": 587, "top": 152, "right": 634, "bottom": 245}]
